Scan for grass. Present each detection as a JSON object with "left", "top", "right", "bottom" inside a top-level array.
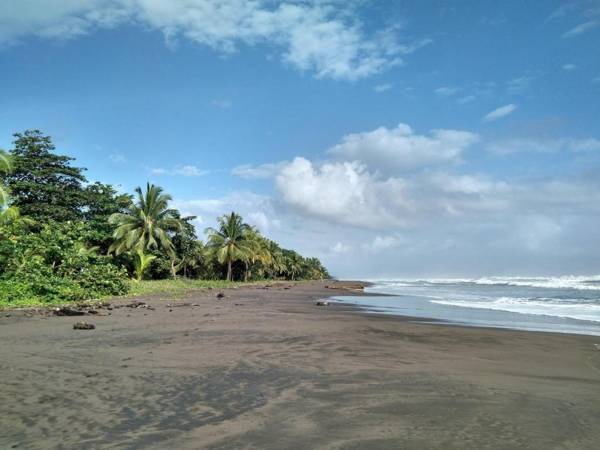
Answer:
[
  {"left": 0, "top": 278, "right": 256, "bottom": 310},
  {"left": 127, "top": 278, "right": 252, "bottom": 297}
]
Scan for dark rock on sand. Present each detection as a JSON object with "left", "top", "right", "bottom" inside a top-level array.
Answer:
[
  {"left": 316, "top": 300, "right": 329, "bottom": 306},
  {"left": 54, "top": 307, "right": 86, "bottom": 316},
  {"left": 216, "top": 293, "right": 225, "bottom": 299},
  {"left": 73, "top": 322, "right": 95, "bottom": 330}
]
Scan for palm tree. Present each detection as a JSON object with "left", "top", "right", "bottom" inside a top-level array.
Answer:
[
  {"left": 205, "top": 212, "right": 253, "bottom": 281},
  {"left": 133, "top": 249, "right": 156, "bottom": 281},
  {"left": 241, "top": 228, "right": 272, "bottom": 281},
  {"left": 109, "top": 183, "right": 181, "bottom": 279},
  {"left": 0, "top": 149, "right": 25, "bottom": 226}
]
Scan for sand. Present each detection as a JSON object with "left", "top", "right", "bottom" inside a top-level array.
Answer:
[{"left": 1, "top": 280, "right": 600, "bottom": 449}]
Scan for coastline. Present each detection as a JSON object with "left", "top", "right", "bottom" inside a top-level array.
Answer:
[{"left": 2, "top": 280, "right": 600, "bottom": 449}]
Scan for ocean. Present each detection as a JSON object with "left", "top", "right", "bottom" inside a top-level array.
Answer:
[{"left": 332, "top": 276, "right": 600, "bottom": 336}]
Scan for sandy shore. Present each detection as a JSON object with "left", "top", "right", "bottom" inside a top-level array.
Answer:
[{"left": 1, "top": 280, "right": 600, "bottom": 449}]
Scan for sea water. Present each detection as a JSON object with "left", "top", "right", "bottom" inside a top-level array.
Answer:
[{"left": 332, "top": 276, "right": 600, "bottom": 336}]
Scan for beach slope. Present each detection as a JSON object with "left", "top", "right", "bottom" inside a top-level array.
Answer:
[{"left": 1, "top": 280, "right": 600, "bottom": 449}]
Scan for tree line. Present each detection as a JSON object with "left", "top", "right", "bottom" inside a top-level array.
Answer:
[{"left": 0, "top": 130, "right": 330, "bottom": 304}]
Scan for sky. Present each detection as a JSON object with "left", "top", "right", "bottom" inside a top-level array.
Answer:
[{"left": 1, "top": 0, "right": 600, "bottom": 278}]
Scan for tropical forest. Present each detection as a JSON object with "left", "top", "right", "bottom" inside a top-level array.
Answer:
[{"left": 0, "top": 130, "right": 330, "bottom": 307}]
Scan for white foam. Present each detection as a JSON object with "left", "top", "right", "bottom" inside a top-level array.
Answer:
[
  {"left": 369, "top": 275, "right": 600, "bottom": 291},
  {"left": 430, "top": 297, "right": 600, "bottom": 322}
]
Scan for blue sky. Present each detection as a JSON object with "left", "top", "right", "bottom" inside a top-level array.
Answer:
[{"left": 1, "top": 0, "right": 600, "bottom": 278}]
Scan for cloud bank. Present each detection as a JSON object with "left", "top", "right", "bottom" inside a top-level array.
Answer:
[{"left": 0, "top": 0, "right": 429, "bottom": 80}]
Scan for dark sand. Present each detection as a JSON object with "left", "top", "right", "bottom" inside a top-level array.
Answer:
[{"left": 1, "top": 280, "right": 600, "bottom": 449}]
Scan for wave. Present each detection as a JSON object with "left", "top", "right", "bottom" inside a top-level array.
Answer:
[
  {"left": 430, "top": 297, "right": 600, "bottom": 322},
  {"left": 369, "top": 275, "right": 600, "bottom": 291}
]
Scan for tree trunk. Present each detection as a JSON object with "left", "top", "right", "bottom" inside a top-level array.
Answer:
[
  {"left": 227, "top": 259, "right": 232, "bottom": 281},
  {"left": 244, "top": 262, "right": 249, "bottom": 282}
]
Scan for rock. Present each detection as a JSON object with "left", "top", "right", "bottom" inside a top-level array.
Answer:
[
  {"left": 54, "top": 307, "right": 86, "bottom": 316},
  {"left": 216, "top": 292, "right": 225, "bottom": 299},
  {"left": 73, "top": 322, "right": 95, "bottom": 330},
  {"left": 316, "top": 301, "right": 329, "bottom": 306}
]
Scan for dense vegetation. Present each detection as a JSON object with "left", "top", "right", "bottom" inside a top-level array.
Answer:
[{"left": 0, "top": 130, "right": 329, "bottom": 306}]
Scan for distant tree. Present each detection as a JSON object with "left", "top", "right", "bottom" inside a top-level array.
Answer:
[
  {"left": 83, "top": 182, "right": 132, "bottom": 252},
  {"left": 169, "top": 214, "right": 208, "bottom": 278},
  {"left": 205, "top": 212, "right": 253, "bottom": 281},
  {"left": 0, "top": 149, "right": 10, "bottom": 208},
  {"left": 108, "top": 183, "right": 182, "bottom": 259},
  {"left": 4, "top": 130, "right": 88, "bottom": 222},
  {"left": 0, "top": 148, "right": 29, "bottom": 226}
]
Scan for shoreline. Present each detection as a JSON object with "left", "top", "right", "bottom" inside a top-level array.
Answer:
[{"left": 2, "top": 280, "right": 600, "bottom": 449}]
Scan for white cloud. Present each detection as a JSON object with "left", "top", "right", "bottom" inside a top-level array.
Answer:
[
  {"left": 373, "top": 83, "right": 392, "bottom": 93},
  {"left": 232, "top": 162, "right": 287, "bottom": 179},
  {"left": 486, "top": 137, "right": 600, "bottom": 155},
  {"left": 562, "top": 63, "right": 577, "bottom": 71},
  {"left": 247, "top": 211, "right": 280, "bottom": 233},
  {"left": 109, "top": 153, "right": 127, "bottom": 163},
  {"left": 150, "top": 164, "right": 207, "bottom": 176},
  {"left": 327, "top": 123, "right": 479, "bottom": 172},
  {"left": 363, "top": 235, "right": 403, "bottom": 252},
  {"left": 563, "top": 20, "right": 599, "bottom": 37},
  {"left": 276, "top": 157, "right": 411, "bottom": 229},
  {"left": 174, "top": 165, "right": 207, "bottom": 176},
  {"left": 0, "top": 0, "right": 429, "bottom": 80},
  {"left": 435, "top": 86, "right": 459, "bottom": 96},
  {"left": 331, "top": 242, "right": 351, "bottom": 254},
  {"left": 482, "top": 104, "right": 517, "bottom": 122},
  {"left": 507, "top": 76, "right": 535, "bottom": 95}
]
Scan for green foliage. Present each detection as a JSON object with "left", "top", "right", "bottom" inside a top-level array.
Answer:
[
  {"left": 133, "top": 249, "right": 156, "bottom": 281},
  {"left": 0, "top": 221, "right": 129, "bottom": 305},
  {"left": 109, "top": 183, "right": 182, "bottom": 256},
  {"left": 1, "top": 129, "right": 330, "bottom": 307},
  {"left": 4, "top": 130, "right": 88, "bottom": 223},
  {"left": 205, "top": 212, "right": 254, "bottom": 281},
  {"left": 83, "top": 182, "right": 133, "bottom": 252}
]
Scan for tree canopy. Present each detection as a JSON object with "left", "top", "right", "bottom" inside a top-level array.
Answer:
[{"left": 0, "top": 129, "right": 330, "bottom": 304}]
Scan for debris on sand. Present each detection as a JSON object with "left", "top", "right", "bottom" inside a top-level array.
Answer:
[
  {"left": 166, "top": 302, "right": 191, "bottom": 308},
  {"left": 73, "top": 322, "right": 95, "bottom": 330},
  {"left": 54, "top": 307, "right": 87, "bottom": 316},
  {"left": 216, "top": 292, "right": 225, "bottom": 299},
  {"left": 316, "top": 301, "right": 329, "bottom": 306},
  {"left": 113, "top": 301, "right": 155, "bottom": 310}
]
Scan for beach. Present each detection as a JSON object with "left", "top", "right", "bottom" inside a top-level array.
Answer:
[{"left": 2, "top": 280, "right": 600, "bottom": 449}]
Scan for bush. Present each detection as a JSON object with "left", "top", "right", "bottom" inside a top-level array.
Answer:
[{"left": 0, "top": 221, "right": 129, "bottom": 305}]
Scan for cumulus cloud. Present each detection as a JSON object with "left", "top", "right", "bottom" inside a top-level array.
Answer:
[
  {"left": 482, "top": 104, "right": 517, "bottom": 122},
  {"left": 275, "top": 157, "right": 411, "bottom": 229},
  {"left": 0, "top": 0, "right": 429, "bottom": 80},
  {"left": 247, "top": 211, "right": 280, "bottom": 233},
  {"left": 331, "top": 242, "right": 351, "bottom": 254},
  {"left": 327, "top": 123, "right": 479, "bottom": 172}
]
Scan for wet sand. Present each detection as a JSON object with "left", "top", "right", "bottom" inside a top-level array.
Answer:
[{"left": 1, "top": 280, "right": 600, "bottom": 449}]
